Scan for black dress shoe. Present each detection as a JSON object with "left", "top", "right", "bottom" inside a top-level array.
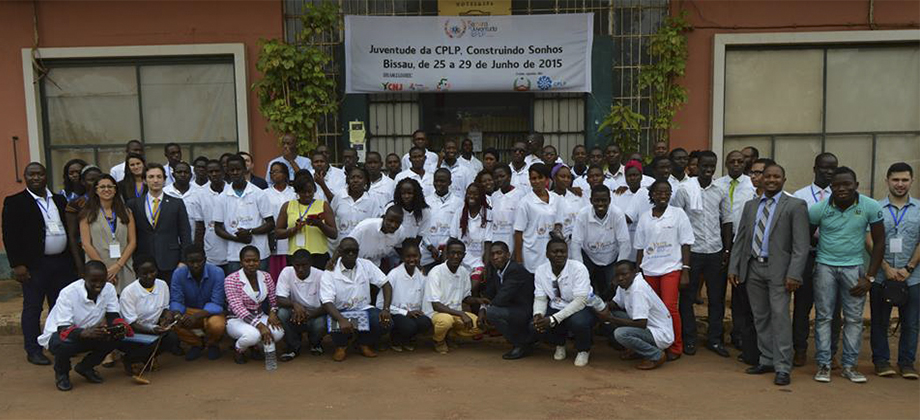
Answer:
[
  {"left": 683, "top": 343, "right": 697, "bottom": 356},
  {"left": 707, "top": 343, "right": 730, "bottom": 358},
  {"left": 774, "top": 372, "right": 791, "bottom": 386},
  {"left": 502, "top": 347, "right": 530, "bottom": 360},
  {"left": 74, "top": 365, "right": 104, "bottom": 383},
  {"left": 55, "top": 373, "right": 72, "bottom": 391},
  {"left": 746, "top": 364, "right": 776, "bottom": 375},
  {"left": 737, "top": 354, "right": 756, "bottom": 366},
  {"left": 27, "top": 352, "right": 52, "bottom": 366}
]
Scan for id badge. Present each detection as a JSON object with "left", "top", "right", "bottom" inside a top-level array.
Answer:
[
  {"left": 46, "top": 221, "right": 65, "bottom": 235},
  {"left": 296, "top": 232, "right": 306, "bottom": 247},
  {"left": 109, "top": 243, "right": 122, "bottom": 259},
  {"left": 890, "top": 237, "right": 903, "bottom": 254}
]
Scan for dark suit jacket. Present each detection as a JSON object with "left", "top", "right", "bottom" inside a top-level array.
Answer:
[
  {"left": 127, "top": 193, "right": 191, "bottom": 271},
  {"left": 728, "top": 192, "right": 810, "bottom": 284},
  {"left": 484, "top": 261, "right": 535, "bottom": 309},
  {"left": 2, "top": 189, "right": 71, "bottom": 269}
]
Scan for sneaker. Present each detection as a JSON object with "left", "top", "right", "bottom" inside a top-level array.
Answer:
[
  {"left": 574, "top": 351, "right": 590, "bottom": 367},
  {"left": 434, "top": 340, "right": 449, "bottom": 354},
  {"left": 390, "top": 344, "right": 404, "bottom": 352},
  {"left": 841, "top": 367, "right": 867, "bottom": 383},
  {"left": 310, "top": 345, "right": 324, "bottom": 356},
  {"left": 874, "top": 363, "right": 896, "bottom": 377},
  {"left": 814, "top": 365, "right": 831, "bottom": 383},
  {"left": 553, "top": 345, "right": 567, "bottom": 361},
  {"left": 900, "top": 365, "right": 919, "bottom": 379},
  {"left": 279, "top": 351, "right": 298, "bottom": 362},
  {"left": 403, "top": 343, "right": 416, "bottom": 352}
]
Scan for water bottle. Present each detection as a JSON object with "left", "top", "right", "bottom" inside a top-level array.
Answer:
[{"left": 264, "top": 341, "right": 277, "bottom": 371}]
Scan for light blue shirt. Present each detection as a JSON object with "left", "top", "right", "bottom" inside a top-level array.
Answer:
[
  {"left": 266, "top": 155, "right": 313, "bottom": 185},
  {"left": 877, "top": 196, "right": 920, "bottom": 286},
  {"left": 751, "top": 193, "right": 780, "bottom": 258}
]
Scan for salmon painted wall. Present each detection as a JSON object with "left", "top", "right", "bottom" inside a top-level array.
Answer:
[
  {"left": 0, "top": 0, "right": 283, "bottom": 202},
  {"left": 669, "top": 0, "right": 920, "bottom": 153}
]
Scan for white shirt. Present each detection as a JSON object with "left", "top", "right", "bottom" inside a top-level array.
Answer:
[
  {"left": 552, "top": 190, "right": 590, "bottom": 239},
  {"left": 376, "top": 263, "right": 427, "bottom": 315},
  {"left": 793, "top": 183, "right": 831, "bottom": 208},
  {"left": 263, "top": 185, "right": 297, "bottom": 255},
  {"left": 612, "top": 273, "right": 674, "bottom": 349},
  {"left": 28, "top": 188, "right": 67, "bottom": 255},
  {"left": 163, "top": 183, "right": 201, "bottom": 236},
  {"left": 509, "top": 163, "right": 532, "bottom": 193},
  {"left": 603, "top": 166, "right": 626, "bottom": 190},
  {"left": 368, "top": 175, "right": 396, "bottom": 212},
  {"left": 449, "top": 209, "right": 494, "bottom": 270},
  {"left": 213, "top": 182, "right": 273, "bottom": 262},
  {"left": 424, "top": 263, "right": 471, "bottom": 317},
  {"left": 491, "top": 188, "right": 524, "bottom": 255},
  {"left": 421, "top": 192, "right": 463, "bottom": 266},
  {"left": 715, "top": 174, "right": 756, "bottom": 236},
  {"left": 276, "top": 266, "right": 323, "bottom": 309},
  {"left": 330, "top": 192, "right": 383, "bottom": 252},
  {"left": 611, "top": 187, "right": 653, "bottom": 261},
  {"left": 39, "top": 280, "right": 119, "bottom": 348},
  {"left": 401, "top": 149, "right": 440, "bottom": 174},
  {"left": 633, "top": 206, "right": 695, "bottom": 276},
  {"left": 110, "top": 162, "right": 126, "bottom": 182},
  {"left": 348, "top": 218, "right": 407, "bottom": 262},
  {"left": 266, "top": 155, "right": 313, "bottom": 185},
  {"left": 313, "top": 167, "right": 347, "bottom": 202},
  {"left": 193, "top": 183, "right": 230, "bottom": 265},
  {"left": 571, "top": 205, "right": 632, "bottom": 266},
  {"left": 533, "top": 260, "right": 592, "bottom": 311},
  {"left": 394, "top": 169, "right": 435, "bottom": 198},
  {"left": 391, "top": 203, "right": 431, "bottom": 240},
  {"left": 319, "top": 258, "right": 388, "bottom": 310},
  {"left": 513, "top": 191, "right": 564, "bottom": 273},
  {"left": 459, "top": 155, "right": 483, "bottom": 173},
  {"left": 119, "top": 279, "right": 170, "bottom": 330},
  {"left": 439, "top": 160, "right": 475, "bottom": 198},
  {"left": 525, "top": 154, "right": 563, "bottom": 167}
]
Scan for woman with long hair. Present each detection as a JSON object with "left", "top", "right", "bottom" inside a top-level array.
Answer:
[
  {"left": 264, "top": 161, "right": 297, "bottom": 281},
  {"left": 117, "top": 153, "right": 147, "bottom": 202},
  {"left": 79, "top": 174, "right": 137, "bottom": 292},
  {"left": 451, "top": 183, "right": 493, "bottom": 272},
  {"left": 60, "top": 158, "right": 87, "bottom": 202},
  {"left": 275, "top": 170, "right": 338, "bottom": 270},
  {"left": 512, "top": 163, "right": 564, "bottom": 273},
  {"left": 550, "top": 164, "right": 589, "bottom": 240},
  {"left": 392, "top": 178, "right": 431, "bottom": 240}
]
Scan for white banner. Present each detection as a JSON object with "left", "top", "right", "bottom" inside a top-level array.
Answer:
[{"left": 344, "top": 14, "right": 593, "bottom": 93}]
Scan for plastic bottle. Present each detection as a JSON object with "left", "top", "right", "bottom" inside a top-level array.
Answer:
[{"left": 264, "top": 341, "right": 277, "bottom": 371}]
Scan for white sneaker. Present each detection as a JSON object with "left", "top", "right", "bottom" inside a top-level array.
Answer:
[
  {"left": 842, "top": 367, "right": 867, "bottom": 383},
  {"left": 574, "top": 351, "right": 590, "bottom": 367},
  {"left": 553, "top": 346, "right": 567, "bottom": 360},
  {"left": 814, "top": 365, "right": 831, "bottom": 383}
]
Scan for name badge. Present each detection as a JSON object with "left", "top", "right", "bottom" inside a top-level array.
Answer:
[
  {"left": 109, "top": 243, "right": 122, "bottom": 259},
  {"left": 296, "top": 232, "right": 306, "bottom": 247},
  {"left": 890, "top": 237, "right": 903, "bottom": 254},
  {"left": 46, "top": 221, "right": 65, "bottom": 235}
]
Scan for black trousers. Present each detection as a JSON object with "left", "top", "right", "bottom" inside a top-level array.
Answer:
[
  {"left": 390, "top": 314, "right": 432, "bottom": 344},
  {"left": 48, "top": 333, "right": 118, "bottom": 375},
  {"left": 22, "top": 253, "right": 75, "bottom": 355},
  {"left": 121, "top": 331, "right": 180, "bottom": 365},
  {"left": 734, "top": 282, "right": 760, "bottom": 364},
  {"left": 486, "top": 305, "right": 534, "bottom": 347},
  {"left": 680, "top": 252, "right": 727, "bottom": 347}
]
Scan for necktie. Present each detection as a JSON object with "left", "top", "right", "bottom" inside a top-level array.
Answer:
[
  {"left": 151, "top": 198, "right": 160, "bottom": 228},
  {"left": 819, "top": 189, "right": 825, "bottom": 201},
  {"left": 752, "top": 197, "right": 773, "bottom": 258},
  {"left": 729, "top": 178, "right": 739, "bottom": 206}
]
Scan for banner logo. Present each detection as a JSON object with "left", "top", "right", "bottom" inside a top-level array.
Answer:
[
  {"left": 513, "top": 76, "right": 531, "bottom": 91},
  {"left": 444, "top": 19, "right": 468, "bottom": 38}
]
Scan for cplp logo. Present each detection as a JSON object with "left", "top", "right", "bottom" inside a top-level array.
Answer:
[
  {"left": 443, "top": 19, "right": 468, "bottom": 38},
  {"left": 537, "top": 76, "right": 553, "bottom": 91}
]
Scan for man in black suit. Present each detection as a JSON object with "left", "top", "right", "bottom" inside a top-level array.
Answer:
[
  {"left": 126, "top": 163, "right": 191, "bottom": 281},
  {"left": 479, "top": 241, "right": 536, "bottom": 360},
  {"left": 2, "top": 162, "right": 77, "bottom": 365}
]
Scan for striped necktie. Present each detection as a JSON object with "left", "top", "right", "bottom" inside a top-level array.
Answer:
[{"left": 752, "top": 197, "right": 773, "bottom": 258}]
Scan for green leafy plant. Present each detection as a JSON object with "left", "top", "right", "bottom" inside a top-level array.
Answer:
[
  {"left": 252, "top": 1, "right": 340, "bottom": 153},
  {"left": 598, "top": 103, "right": 645, "bottom": 153}
]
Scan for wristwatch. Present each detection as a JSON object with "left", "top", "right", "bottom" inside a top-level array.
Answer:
[
  {"left": 866, "top": 276, "right": 876, "bottom": 283},
  {"left": 907, "top": 264, "right": 916, "bottom": 274}
]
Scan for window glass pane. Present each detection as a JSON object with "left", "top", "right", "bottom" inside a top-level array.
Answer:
[
  {"left": 826, "top": 46, "right": 920, "bottom": 133},
  {"left": 724, "top": 49, "right": 824, "bottom": 135},
  {"left": 140, "top": 63, "right": 237, "bottom": 143},
  {"left": 825, "top": 135, "right": 873, "bottom": 196},
  {"left": 724, "top": 137, "right": 772, "bottom": 160},
  {"left": 874, "top": 134, "right": 920, "bottom": 199},
  {"left": 44, "top": 66, "right": 141, "bottom": 145},
  {"left": 773, "top": 136, "right": 821, "bottom": 193},
  {"left": 97, "top": 147, "right": 129, "bottom": 176},
  {"left": 187, "top": 144, "right": 239, "bottom": 164},
  {"left": 49, "top": 148, "right": 95, "bottom": 193}
]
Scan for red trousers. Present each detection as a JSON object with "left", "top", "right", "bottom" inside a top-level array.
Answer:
[{"left": 645, "top": 271, "right": 682, "bottom": 355}]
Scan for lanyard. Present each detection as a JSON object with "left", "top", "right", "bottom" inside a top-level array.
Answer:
[
  {"left": 810, "top": 186, "right": 825, "bottom": 203},
  {"left": 34, "top": 195, "right": 52, "bottom": 217},
  {"left": 147, "top": 196, "right": 161, "bottom": 225},
  {"left": 134, "top": 183, "right": 144, "bottom": 198},
  {"left": 889, "top": 205, "right": 909, "bottom": 230},
  {"left": 298, "top": 200, "right": 315, "bottom": 221},
  {"left": 101, "top": 209, "right": 117, "bottom": 238}
]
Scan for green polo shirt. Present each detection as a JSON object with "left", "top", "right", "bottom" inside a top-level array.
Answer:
[{"left": 809, "top": 193, "right": 883, "bottom": 267}]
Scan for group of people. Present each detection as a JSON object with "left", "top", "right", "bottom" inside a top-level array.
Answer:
[{"left": 3, "top": 130, "right": 917, "bottom": 391}]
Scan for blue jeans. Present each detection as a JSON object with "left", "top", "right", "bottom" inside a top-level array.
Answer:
[
  {"left": 870, "top": 282, "right": 919, "bottom": 368},
  {"left": 277, "top": 307, "right": 326, "bottom": 352},
  {"left": 607, "top": 310, "right": 664, "bottom": 361},
  {"left": 390, "top": 314, "right": 432, "bottom": 344},
  {"left": 330, "top": 307, "right": 391, "bottom": 347},
  {"left": 813, "top": 263, "right": 865, "bottom": 368},
  {"left": 530, "top": 307, "right": 596, "bottom": 352}
]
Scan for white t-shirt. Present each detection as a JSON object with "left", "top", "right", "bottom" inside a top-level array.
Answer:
[
  {"left": 423, "top": 263, "right": 472, "bottom": 317},
  {"left": 449, "top": 209, "right": 494, "bottom": 270},
  {"left": 192, "top": 183, "right": 230, "bottom": 266},
  {"left": 347, "top": 218, "right": 408, "bottom": 262},
  {"left": 401, "top": 150, "right": 440, "bottom": 174},
  {"left": 319, "top": 258, "right": 388, "bottom": 311},
  {"left": 368, "top": 175, "right": 396, "bottom": 212},
  {"left": 276, "top": 265, "right": 323, "bottom": 309},
  {"left": 439, "top": 161, "right": 475, "bottom": 198},
  {"left": 612, "top": 187, "right": 652, "bottom": 261},
  {"left": 553, "top": 190, "right": 590, "bottom": 239},
  {"left": 633, "top": 206, "right": 695, "bottom": 276},
  {"left": 490, "top": 188, "right": 524, "bottom": 255},
  {"left": 513, "top": 191, "right": 564, "bottom": 273},
  {"left": 376, "top": 263, "right": 427, "bottom": 316},
  {"left": 263, "top": 185, "right": 297, "bottom": 256},
  {"left": 213, "top": 182, "right": 274, "bottom": 262},
  {"left": 570, "top": 205, "right": 632, "bottom": 266},
  {"left": 459, "top": 155, "right": 483, "bottom": 173},
  {"left": 533, "top": 259, "right": 593, "bottom": 311},
  {"left": 422, "top": 192, "right": 463, "bottom": 266},
  {"left": 509, "top": 163, "right": 532, "bottom": 193},
  {"left": 330, "top": 192, "right": 383, "bottom": 252},
  {"left": 391, "top": 203, "right": 432, "bottom": 240},
  {"left": 39, "top": 280, "right": 119, "bottom": 348},
  {"left": 394, "top": 169, "right": 436, "bottom": 198},
  {"left": 312, "top": 167, "right": 347, "bottom": 203},
  {"left": 612, "top": 273, "right": 674, "bottom": 349},
  {"left": 119, "top": 279, "right": 170, "bottom": 330}
]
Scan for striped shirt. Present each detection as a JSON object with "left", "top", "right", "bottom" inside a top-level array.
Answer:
[
  {"left": 671, "top": 179, "right": 729, "bottom": 254},
  {"left": 224, "top": 270, "right": 277, "bottom": 327}
]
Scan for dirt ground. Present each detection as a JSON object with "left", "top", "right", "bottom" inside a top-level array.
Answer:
[{"left": 1, "top": 333, "right": 918, "bottom": 420}]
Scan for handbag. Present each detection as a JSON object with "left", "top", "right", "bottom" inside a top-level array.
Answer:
[{"left": 882, "top": 280, "right": 909, "bottom": 307}]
